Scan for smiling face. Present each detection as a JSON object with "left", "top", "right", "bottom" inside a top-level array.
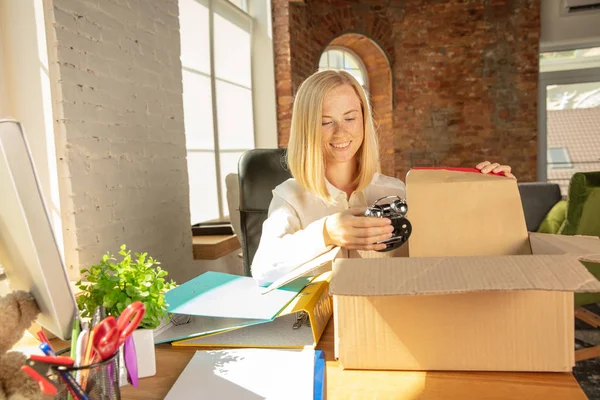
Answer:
[{"left": 320, "top": 84, "right": 364, "bottom": 167}]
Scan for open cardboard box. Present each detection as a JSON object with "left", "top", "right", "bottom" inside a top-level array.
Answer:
[{"left": 264, "top": 169, "right": 600, "bottom": 372}]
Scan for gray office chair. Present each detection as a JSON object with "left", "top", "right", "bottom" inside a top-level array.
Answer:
[
  {"left": 237, "top": 148, "right": 291, "bottom": 276},
  {"left": 516, "top": 182, "right": 563, "bottom": 232}
]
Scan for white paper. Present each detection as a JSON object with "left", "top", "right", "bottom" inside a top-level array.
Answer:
[
  {"left": 261, "top": 247, "right": 340, "bottom": 295},
  {"left": 165, "top": 348, "right": 315, "bottom": 400}
]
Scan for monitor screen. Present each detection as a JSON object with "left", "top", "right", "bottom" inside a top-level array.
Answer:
[{"left": 0, "top": 119, "right": 77, "bottom": 340}]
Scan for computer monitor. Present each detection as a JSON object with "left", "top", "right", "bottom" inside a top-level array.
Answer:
[{"left": 0, "top": 119, "right": 77, "bottom": 340}]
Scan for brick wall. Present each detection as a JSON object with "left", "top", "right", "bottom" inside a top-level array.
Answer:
[
  {"left": 43, "top": 0, "right": 194, "bottom": 282},
  {"left": 272, "top": 0, "right": 293, "bottom": 148},
  {"left": 329, "top": 34, "right": 394, "bottom": 176},
  {"left": 289, "top": 3, "right": 313, "bottom": 94},
  {"left": 273, "top": 0, "right": 540, "bottom": 182}
]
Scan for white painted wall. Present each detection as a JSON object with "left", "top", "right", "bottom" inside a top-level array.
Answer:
[
  {"left": 42, "top": 0, "right": 196, "bottom": 283},
  {"left": 0, "top": 0, "right": 275, "bottom": 283},
  {"left": 0, "top": 0, "right": 63, "bottom": 258},
  {"left": 249, "top": 0, "right": 278, "bottom": 148},
  {"left": 541, "top": 0, "right": 600, "bottom": 51}
]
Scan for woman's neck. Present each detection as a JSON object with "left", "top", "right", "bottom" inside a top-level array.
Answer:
[{"left": 325, "top": 160, "right": 358, "bottom": 199}]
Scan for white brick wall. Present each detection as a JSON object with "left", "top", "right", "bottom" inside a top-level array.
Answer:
[{"left": 44, "top": 0, "right": 194, "bottom": 283}]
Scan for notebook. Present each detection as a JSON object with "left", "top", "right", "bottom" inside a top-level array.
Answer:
[{"left": 164, "top": 348, "right": 317, "bottom": 399}]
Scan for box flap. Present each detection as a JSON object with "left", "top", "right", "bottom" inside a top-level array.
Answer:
[
  {"left": 329, "top": 254, "right": 600, "bottom": 296},
  {"left": 530, "top": 232, "right": 600, "bottom": 260},
  {"left": 260, "top": 247, "right": 341, "bottom": 294},
  {"left": 405, "top": 169, "right": 530, "bottom": 257}
]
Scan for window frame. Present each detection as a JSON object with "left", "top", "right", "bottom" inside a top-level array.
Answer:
[
  {"left": 180, "top": 0, "right": 255, "bottom": 224},
  {"left": 226, "top": 0, "right": 249, "bottom": 12},
  {"left": 540, "top": 47, "right": 600, "bottom": 73}
]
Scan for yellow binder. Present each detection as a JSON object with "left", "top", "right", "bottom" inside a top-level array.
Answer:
[{"left": 171, "top": 273, "right": 332, "bottom": 349}]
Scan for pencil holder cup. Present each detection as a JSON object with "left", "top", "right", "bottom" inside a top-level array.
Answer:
[{"left": 52, "top": 350, "right": 121, "bottom": 400}]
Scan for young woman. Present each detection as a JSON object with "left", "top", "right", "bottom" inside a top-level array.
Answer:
[{"left": 251, "top": 70, "right": 514, "bottom": 285}]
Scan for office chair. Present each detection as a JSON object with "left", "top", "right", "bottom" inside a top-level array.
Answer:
[
  {"left": 517, "top": 182, "right": 563, "bottom": 232},
  {"left": 225, "top": 173, "right": 242, "bottom": 240},
  {"left": 237, "top": 148, "right": 291, "bottom": 276}
]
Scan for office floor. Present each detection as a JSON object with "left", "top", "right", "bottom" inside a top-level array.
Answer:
[{"left": 574, "top": 303, "right": 600, "bottom": 400}]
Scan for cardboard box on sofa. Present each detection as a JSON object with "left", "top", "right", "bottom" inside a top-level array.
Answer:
[{"left": 327, "top": 169, "right": 600, "bottom": 372}]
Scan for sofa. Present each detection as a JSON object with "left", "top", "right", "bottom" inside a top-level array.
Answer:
[{"left": 519, "top": 172, "right": 600, "bottom": 308}]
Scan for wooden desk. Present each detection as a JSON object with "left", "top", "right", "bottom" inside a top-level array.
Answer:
[{"left": 120, "top": 321, "right": 588, "bottom": 400}]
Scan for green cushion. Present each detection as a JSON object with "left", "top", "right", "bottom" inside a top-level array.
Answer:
[
  {"left": 558, "top": 171, "right": 600, "bottom": 306},
  {"left": 576, "top": 189, "right": 600, "bottom": 235},
  {"left": 558, "top": 171, "right": 600, "bottom": 236},
  {"left": 537, "top": 200, "right": 567, "bottom": 234}
]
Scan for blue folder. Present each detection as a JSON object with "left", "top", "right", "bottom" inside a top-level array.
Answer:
[{"left": 314, "top": 350, "right": 325, "bottom": 400}]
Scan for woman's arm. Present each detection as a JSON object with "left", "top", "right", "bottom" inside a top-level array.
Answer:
[{"left": 250, "top": 193, "right": 331, "bottom": 286}]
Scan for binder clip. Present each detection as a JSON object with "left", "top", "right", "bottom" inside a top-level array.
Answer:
[{"left": 293, "top": 311, "right": 311, "bottom": 329}]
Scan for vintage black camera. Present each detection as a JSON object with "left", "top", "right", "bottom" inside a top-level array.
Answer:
[{"left": 364, "top": 196, "right": 412, "bottom": 252}]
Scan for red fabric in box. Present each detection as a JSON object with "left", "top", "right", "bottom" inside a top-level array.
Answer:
[{"left": 411, "top": 167, "right": 506, "bottom": 177}]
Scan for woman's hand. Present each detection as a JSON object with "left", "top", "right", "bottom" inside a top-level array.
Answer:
[
  {"left": 324, "top": 208, "right": 394, "bottom": 251},
  {"left": 476, "top": 161, "right": 516, "bottom": 179}
]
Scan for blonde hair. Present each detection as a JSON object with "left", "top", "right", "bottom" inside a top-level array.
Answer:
[{"left": 286, "top": 70, "right": 380, "bottom": 204}]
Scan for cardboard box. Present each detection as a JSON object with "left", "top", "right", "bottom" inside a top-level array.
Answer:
[{"left": 328, "top": 169, "right": 600, "bottom": 372}]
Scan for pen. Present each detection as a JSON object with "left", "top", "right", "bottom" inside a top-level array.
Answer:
[
  {"left": 75, "top": 324, "right": 88, "bottom": 367},
  {"left": 37, "top": 330, "right": 54, "bottom": 352},
  {"left": 81, "top": 306, "right": 105, "bottom": 389},
  {"left": 74, "top": 324, "right": 88, "bottom": 387},
  {"left": 70, "top": 318, "right": 80, "bottom": 361},
  {"left": 68, "top": 318, "right": 80, "bottom": 400}
]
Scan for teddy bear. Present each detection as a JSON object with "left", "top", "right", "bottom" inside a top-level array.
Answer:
[{"left": 0, "top": 290, "right": 42, "bottom": 400}]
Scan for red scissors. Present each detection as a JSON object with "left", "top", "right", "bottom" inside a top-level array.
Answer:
[
  {"left": 92, "top": 301, "right": 146, "bottom": 361},
  {"left": 21, "top": 355, "right": 74, "bottom": 396}
]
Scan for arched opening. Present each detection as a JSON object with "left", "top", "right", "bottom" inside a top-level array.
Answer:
[
  {"left": 321, "top": 34, "right": 394, "bottom": 176},
  {"left": 319, "top": 47, "right": 370, "bottom": 89}
]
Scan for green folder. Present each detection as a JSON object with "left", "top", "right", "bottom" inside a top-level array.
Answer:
[{"left": 154, "top": 271, "right": 310, "bottom": 344}]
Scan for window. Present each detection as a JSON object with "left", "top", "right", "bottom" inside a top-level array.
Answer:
[
  {"left": 179, "top": 0, "right": 255, "bottom": 224},
  {"left": 539, "top": 45, "right": 600, "bottom": 195},
  {"left": 546, "top": 82, "right": 600, "bottom": 110},
  {"left": 547, "top": 147, "right": 573, "bottom": 169},
  {"left": 225, "top": 0, "right": 247, "bottom": 11},
  {"left": 319, "top": 47, "right": 369, "bottom": 89},
  {"left": 540, "top": 46, "right": 600, "bottom": 73}
]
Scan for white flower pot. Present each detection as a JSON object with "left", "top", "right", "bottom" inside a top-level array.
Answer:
[
  {"left": 119, "top": 328, "right": 156, "bottom": 386},
  {"left": 132, "top": 328, "right": 156, "bottom": 378}
]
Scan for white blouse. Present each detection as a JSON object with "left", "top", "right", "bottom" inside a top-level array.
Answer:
[{"left": 251, "top": 172, "right": 407, "bottom": 285}]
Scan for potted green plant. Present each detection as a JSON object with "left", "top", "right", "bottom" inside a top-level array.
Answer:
[{"left": 75, "top": 245, "right": 177, "bottom": 378}]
